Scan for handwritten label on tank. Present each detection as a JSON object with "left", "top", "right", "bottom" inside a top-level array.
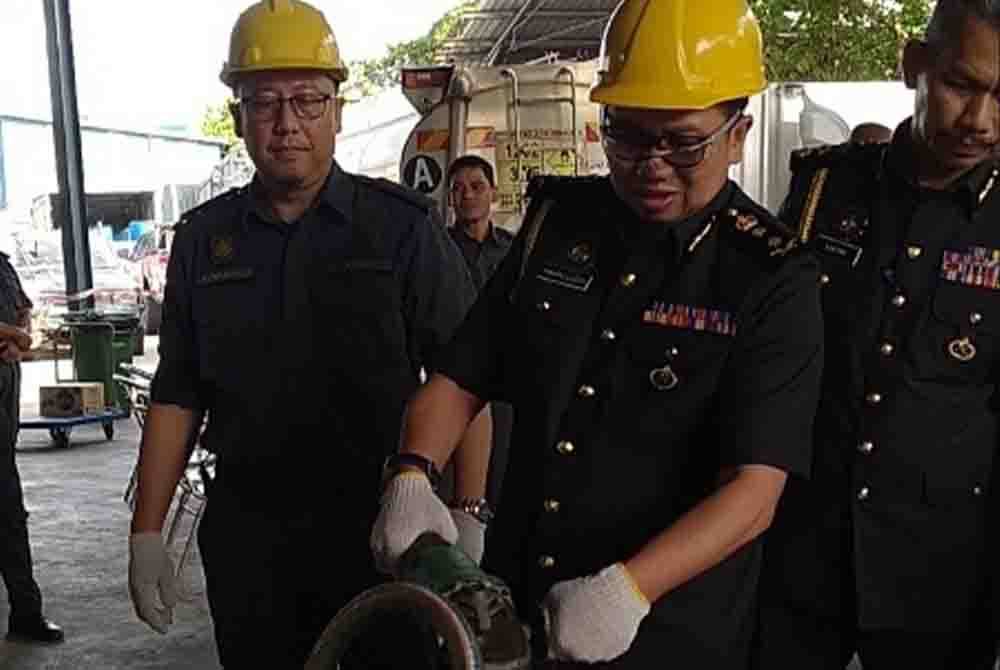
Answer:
[{"left": 495, "top": 129, "right": 581, "bottom": 213}]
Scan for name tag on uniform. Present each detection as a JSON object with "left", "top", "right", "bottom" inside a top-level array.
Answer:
[
  {"left": 642, "top": 302, "right": 736, "bottom": 336},
  {"left": 817, "top": 234, "right": 863, "bottom": 267},
  {"left": 196, "top": 268, "right": 255, "bottom": 286},
  {"left": 537, "top": 265, "right": 594, "bottom": 293},
  {"left": 941, "top": 246, "right": 1000, "bottom": 290}
]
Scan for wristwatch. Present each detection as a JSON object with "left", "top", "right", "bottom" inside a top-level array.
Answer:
[
  {"left": 382, "top": 453, "right": 443, "bottom": 492},
  {"left": 452, "top": 497, "right": 495, "bottom": 524}
]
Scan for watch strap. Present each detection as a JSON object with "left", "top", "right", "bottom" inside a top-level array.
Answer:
[{"left": 383, "top": 453, "right": 442, "bottom": 492}]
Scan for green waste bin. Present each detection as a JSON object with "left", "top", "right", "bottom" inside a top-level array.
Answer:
[{"left": 61, "top": 311, "right": 141, "bottom": 410}]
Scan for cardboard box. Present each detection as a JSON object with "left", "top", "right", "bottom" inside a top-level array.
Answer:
[{"left": 39, "top": 383, "right": 105, "bottom": 417}]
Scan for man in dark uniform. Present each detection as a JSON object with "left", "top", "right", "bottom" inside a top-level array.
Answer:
[
  {"left": 371, "top": 1, "right": 823, "bottom": 667},
  {"left": 447, "top": 155, "right": 514, "bottom": 290},
  {"left": 0, "top": 253, "right": 62, "bottom": 644},
  {"left": 126, "top": 1, "right": 475, "bottom": 667},
  {"left": 754, "top": 1, "right": 1000, "bottom": 667},
  {"left": 445, "top": 154, "right": 515, "bottom": 560}
]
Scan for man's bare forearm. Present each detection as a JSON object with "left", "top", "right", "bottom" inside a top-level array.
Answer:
[
  {"left": 452, "top": 403, "right": 492, "bottom": 500},
  {"left": 130, "top": 402, "right": 199, "bottom": 534},
  {"left": 624, "top": 464, "right": 787, "bottom": 603},
  {"left": 400, "top": 373, "right": 485, "bottom": 474}
]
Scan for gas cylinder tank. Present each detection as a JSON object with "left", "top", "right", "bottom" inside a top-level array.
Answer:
[{"left": 398, "top": 60, "right": 606, "bottom": 233}]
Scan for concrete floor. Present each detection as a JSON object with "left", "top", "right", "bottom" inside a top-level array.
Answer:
[{"left": 1, "top": 338, "right": 221, "bottom": 670}]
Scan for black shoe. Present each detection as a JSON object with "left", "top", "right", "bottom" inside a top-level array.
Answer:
[{"left": 7, "top": 616, "right": 64, "bottom": 644}]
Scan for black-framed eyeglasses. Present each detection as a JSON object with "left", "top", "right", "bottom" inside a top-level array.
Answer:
[
  {"left": 601, "top": 110, "right": 744, "bottom": 169},
  {"left": 239, "top": 93, "right": 334, "bottom": 122}
]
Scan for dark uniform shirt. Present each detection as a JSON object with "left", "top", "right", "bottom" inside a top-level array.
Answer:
[
  {"left": 769, "top": 120, "right": 1000, "bottom": 632},
  {"left": 151, "top": 161, "right": 476, "bottom": 503},
  {"left": 448, "top": 222, "right": 514, "bottom": 291},
  {"left": 0, "top": 253, "right": 30, "bottom": 328},
  {"left": 439, "top": 176, "right": 823, "bottom": 666},
  {"left": 0, "top": 250, "right": 30, "bottom": 441}
]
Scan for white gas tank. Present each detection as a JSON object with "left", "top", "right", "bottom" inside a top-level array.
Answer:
[{"left": 399, "top": 60, "right": 606, "bottom": 232}]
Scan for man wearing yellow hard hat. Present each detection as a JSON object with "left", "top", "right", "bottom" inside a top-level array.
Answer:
[
  {"left": 126, "top": 0, "right": 475, "bottom": 666},
  {"left": 371, "top": 0, "right": 823, "bottom": 665}
]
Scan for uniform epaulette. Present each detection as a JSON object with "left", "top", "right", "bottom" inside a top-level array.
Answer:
[
  {"left": 176, "top": 186, "right": 247, "bottom": 228},
  {"left": 355, "top": 175, "right": 433, "bottom": 213},
  {"left": 718, "top": 205, "right": 799, "bottom": 261},
  {"left": 790, "top": 141, "right": 887, "bottom": 173}
]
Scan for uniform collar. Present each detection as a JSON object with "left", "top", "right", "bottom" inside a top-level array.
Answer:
[
  {"left": 885, "top": 118, "right": 999, "bottom": 211},
  {"left": 645, "top": 181, "right": 734, "bottom": 264},
  {"left": 323, "top": 160, "right": 355, "bottom": 223},
  {"left": 455, "top": 220, "right": 506, "bottom": 246},
  {"left": 245, "top": 159, "right": 353, "bottom": 228}
]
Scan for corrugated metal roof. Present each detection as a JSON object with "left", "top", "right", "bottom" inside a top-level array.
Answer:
[{"left": 440, "top": 0, "right": 619, "bottom": 66}]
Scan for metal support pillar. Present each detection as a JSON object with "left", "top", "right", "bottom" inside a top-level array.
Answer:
[{"left": 43, "top": 0, "right": 94, "bottom": 312}]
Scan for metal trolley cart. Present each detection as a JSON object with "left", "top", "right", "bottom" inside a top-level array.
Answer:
[
  {"left": 18, "top": 313, "right": 138, "bottom": 448},
  {"left": 116, "top": 364, "right": 213, "bottom": 584}
]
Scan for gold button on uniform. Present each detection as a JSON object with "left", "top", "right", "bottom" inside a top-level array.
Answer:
[
  {"left": 906, "top": 246, "right": 923, "bottom": 259},
  {"left": 538, "top": 555, "right": 556, "bottom": 569},
  {"left": 880, "top": 342, "right": 894, "bottom": 356},
  {"left": 555, "top": 440, "right": 575, "bottom": 455},
  {"left": 866, "top": 392, "right": 882, "bottom": 406},
  {"left": 543, "top": 499, "right": 561, "bottom": 513},
  {"left": 621, "top": 273, "right": 637, "bottom": 288},
  {"left": 577, "top": 385, "right": 596, "bottom": 398},
  {"left": 820, "top": 274, "right": 831, "bottom": 286}
]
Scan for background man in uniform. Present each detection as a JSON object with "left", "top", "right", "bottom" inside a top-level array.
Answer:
[
  {"left": 756, "top": 1, "right": 1000, "bottom": 667},
  {"left": 0, "top": 253, "right": 62, "bottom": 644},
  {"left": 126, "top": 1, "right": 475, "bottom": 667},
  {"left": 371, "top": 0, "right": 823, "bottom": 666},
  {"left": 447, "top": 155, "right": 514, "bottom": 289},
  {"left": 446, "top": 154, "right": 514, "bottom": 544},
  {"left": 849, "top": 122, "right": 893, "bottom": 144}
]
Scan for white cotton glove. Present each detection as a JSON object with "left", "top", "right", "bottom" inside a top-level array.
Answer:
[
  {"left": 450, "top": 508, "right": 486, "bottom": 565},
  {"left": 370, "top": 473, "right": 458, "bottom": 574},
  {"left": 128, "top": 532, "right": 178, "bottom": 635},
  {"left": 543, "top": 563, "right": 651, "bottom": 663}
]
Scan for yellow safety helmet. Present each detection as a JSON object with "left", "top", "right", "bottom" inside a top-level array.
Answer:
[
  {"left": 220, "top": 0, "right": 348, "bottom": 87},
  {"left": 590, "top": 0, "right": 767, "bottom": 110}
]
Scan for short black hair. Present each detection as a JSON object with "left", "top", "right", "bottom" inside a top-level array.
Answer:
[
  {"left": 448, "top": 155, "right": 495, "bottom": 188},
  {"left": 926, "top": 0, "right": 1000, "bottom": 48},
  {"left": 721, "top": 97, "right": 750, "bottom": 118}
]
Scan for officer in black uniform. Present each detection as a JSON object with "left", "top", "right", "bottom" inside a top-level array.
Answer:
[
  {"left": 754, "top": 1, "right": 1000, "bottom": 667},
  {"left": 126, "top": 2, "right": 475, "bottom": 667},
  {"left": 0, "top": 253, "right": 62, "bottom": 644},
  {"left": 371, "top": 1, "right": 823, "bottom": 667}
]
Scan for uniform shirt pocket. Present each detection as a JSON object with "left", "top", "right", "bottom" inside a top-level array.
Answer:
[
  {"left": 316, "top": 259, "right": 409, "bottom": 373},
  {"left": 624, "top": 325, "right": 731, "bottom": 434},
  {"left": 920, "top": 283, "right": 1000, "bottom": 384},
  {"left": 192, "top": 272, "right": 261, "bottom": 387}
]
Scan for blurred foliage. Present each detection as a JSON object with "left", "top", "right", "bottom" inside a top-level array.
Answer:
[{"left": 750, "top": 0, "right": 933, "bottom": 81}]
